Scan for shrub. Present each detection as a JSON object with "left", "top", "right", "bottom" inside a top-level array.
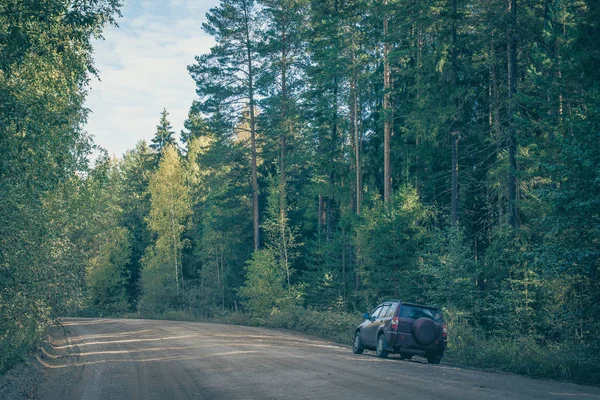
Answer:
[{"left": 444, "top": 317, "right": 600, "bottom": 384}]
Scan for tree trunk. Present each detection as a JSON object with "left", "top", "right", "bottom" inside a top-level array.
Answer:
[
  {"left": 326, "top": 196, "right": 333, "bottom": 242},
  {"left": 383, "top": 0, "right": 392, "bottom": 212},
  {"left": 491, "top": 32, "right": 501, "bottom": 139},
  {"left": 215, "top": 247, "right": 221, "bottom": 304},
  {"left": 416, "top": 17, "right": 423, "bottom": 200},
  {"left": 280, "top": 58, "right": 287, "bottom": 224},
  {"left": 450, "top": 0, "right": 459, "bottom": 226},
  {"left": 351, "top": 38, "right": 362, "bottom": 216},
  {"left": 249, "top": 72, "right": 260, "bottom": 251},
  {"left": 451, "top": 133, "right": 459, "bottom": 225},
  {"left": 350, "top": 36, "right": 362, "bottom": 305},
  {"left": 280, "top": 30, "right": 290, "bottom": 292},
  {"left": 171, "top": 206, "right": 179, "bottom": 291},
  {"left": 327, "top": 67, "right": 338, "bottom": 242},
  {"left": 244, "top": 0, "right": 260, "bottom": 250},
  {"left": 220, "top": 250, "right": 225, "bottom": 310},
  {"left": 342, "top": 227, "right": 346, "bottom": 303},
  {"left": 507, "top": 0, "right": 518, "bottom": 231},
  {"left": 318, "top": 194, "right": 324, "bottom": 240}
]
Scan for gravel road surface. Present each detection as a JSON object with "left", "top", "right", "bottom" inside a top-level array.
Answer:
[{"left": 34, "top": 318, "right": 600, "bottom": 399}]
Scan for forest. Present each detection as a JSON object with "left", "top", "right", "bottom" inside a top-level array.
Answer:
[{"left": 1, "top": 0, "right": 599, "bottom": 384}]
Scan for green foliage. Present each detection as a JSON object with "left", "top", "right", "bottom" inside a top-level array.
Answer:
[
  {"left": 356, "top": 187, "right": 430, "bottom": 304},
  {"left": 138, "top": 145, "right": 191, "bottom": 315},
  {"left": 138, "top": 247, "right": 181, "bottom": 316},
  {"left": 238, "top": 249, "right": 304, "bottom": 319},
  {"left": 444, "top": 313, "right": 600, "bottom": 385},
  {"left": 185, "top": 134, "right": 253, "bottom": 317},
  {"left": 187, "top": 0, "right": 260, "bottom": 131},
  {"left": 0, "top": 0, "right": 120, "bottom": 373},
  {"left": 119, "top": 141, "right": 153, "bottom": 307},
  {"left": 86, "top": 226, "right": 131, "bottom": 315},
  {"left": 214, "top": 307, "right": 362, "bottom": 346},
  {"left": 418, "top": 227, "right": 476, "bottom": 311},
  {"left": 150, "top": 109, "right": 177, "bottom": 155},
  {"left": 262, "top": 180, "right": 302, "bottom": 290}
]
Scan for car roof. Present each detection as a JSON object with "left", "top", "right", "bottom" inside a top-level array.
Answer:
[
  {"left": 382, "top": 300, "right": 440, "bottom": 309},
  {"left": 401, "top": 302, "right": 440, "bottom": 310},
  {"left": 378, "top": 300, "right": 441, "bottom": 311}
]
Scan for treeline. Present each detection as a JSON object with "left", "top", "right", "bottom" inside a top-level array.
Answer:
[
  {"left": 1, "top": 0, "right": 599, "bottom": 384},
  {"left": 82, "top": 0, "right": 599, "bottom": 382}
]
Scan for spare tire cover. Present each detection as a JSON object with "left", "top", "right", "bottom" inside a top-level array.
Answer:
[{"left": 412, "top": 318, "right": 438, "bottom": 346}]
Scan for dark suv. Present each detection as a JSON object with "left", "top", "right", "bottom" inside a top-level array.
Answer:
[{"left": 352, "top": 300, "right": 447, "bottom": 364}]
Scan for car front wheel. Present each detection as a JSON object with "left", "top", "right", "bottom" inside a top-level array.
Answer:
[
  {"left": 353, "top": 331, "right": 364, "bottom": 354},
  {"left": 375, "top": 334, "right": 389, "bottom": 358}
]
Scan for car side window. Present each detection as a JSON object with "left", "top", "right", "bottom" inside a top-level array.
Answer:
[
  {"left": 385, "top": 303, "right": 397, "bottom": 317},
  {"left": 379, "top": 305, "right": 390, "bottom": 318},
  {"left": 371, "top": 306, "right": 383, "bottom": 319}
]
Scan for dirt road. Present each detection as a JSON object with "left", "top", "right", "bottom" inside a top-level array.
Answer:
[{"left": 34, "top": 318, "right": 599, "bottom": 399}]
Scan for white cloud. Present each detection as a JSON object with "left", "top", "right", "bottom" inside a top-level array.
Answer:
[{"left": 85, "top": 0, "right": 219, "bottom": 158}]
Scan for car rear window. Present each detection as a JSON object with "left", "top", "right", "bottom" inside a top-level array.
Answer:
[{"left": 399, "top": 304, "right": 443, "bottom": 322}]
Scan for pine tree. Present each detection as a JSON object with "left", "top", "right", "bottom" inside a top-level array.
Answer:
[
  {"left": 150, "top": 108, "right": 177, "bottom": 154},
  {"left": 120, "top": 141, "right": 153, "bottom": 307},
  {"left": 305, "top": 0, "right": 347, "bottom": 242},
  {"left": 189, "top": 0, "right": 262, "bottom": 250},
  {"left": 184, "top": 131, "right": 253, "bottom": 314},
  {"left": 257, "top": 0, "right": 308, "bottom": 280},
  {"left": 180, "top": 101, "right": 210, "bottom": 148}
]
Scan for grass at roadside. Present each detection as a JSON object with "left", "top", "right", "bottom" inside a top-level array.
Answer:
[
  {"left": 0, "top": 320, "right": 46, "bottom": 375},
  {"left": 445, "top": 319, "right": 600, "bottom": 384}
]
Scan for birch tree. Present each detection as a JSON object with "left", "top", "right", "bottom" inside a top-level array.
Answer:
[{"left": 139, "top": 145, "right": 191, "bottom": 314}]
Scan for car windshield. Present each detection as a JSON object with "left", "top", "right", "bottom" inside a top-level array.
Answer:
[{"left": 399, "top": 305, "right": 443, "bottom": 322}]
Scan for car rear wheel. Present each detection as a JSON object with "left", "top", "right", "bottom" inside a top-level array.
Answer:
[
  {"left": 353, "top": 331, "right": 364, "bottom": 354},
  {"left": 426, "top": 353, "right": 442, "bottom": 364},
  {"left": 375, "top": 334, "right": 389, "bottom": 358}
]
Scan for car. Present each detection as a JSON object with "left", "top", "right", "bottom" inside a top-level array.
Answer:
[{"left": 352, "top": 300, "right": 447, "bottom": 364}]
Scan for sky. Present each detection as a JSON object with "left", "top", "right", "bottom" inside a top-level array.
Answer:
[{"left": 85, "top": 0, "right": 220, "bottom": 158}]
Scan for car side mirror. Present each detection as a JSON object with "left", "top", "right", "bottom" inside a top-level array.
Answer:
[{"left": 363, "top": 312, "right": 370, "bottom": 319}]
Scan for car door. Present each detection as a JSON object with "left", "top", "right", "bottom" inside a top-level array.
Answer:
[
  {"left": 361, "top": 305, "right": 383, "bottom": 347},
  {"left": 376, "top": 303, "right": 392, "bottom": 335},
  {"left": 373, "top": 303, "right": 393, "bottom": 346}
]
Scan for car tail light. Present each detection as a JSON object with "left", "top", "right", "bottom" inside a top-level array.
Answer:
[
  {"left": 442, "top": 325, "right": 447, "bottom": 338},
  {"left": 391, "top": 317, "right": 399, "bottom": 331}
]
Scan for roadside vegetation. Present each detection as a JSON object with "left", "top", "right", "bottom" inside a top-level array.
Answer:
[
  {"left": 2, "top": 0, "right": 600, "bottom": 386},
  {"left": 0, "top": 0, "right": 122, "bottom": 373}
]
